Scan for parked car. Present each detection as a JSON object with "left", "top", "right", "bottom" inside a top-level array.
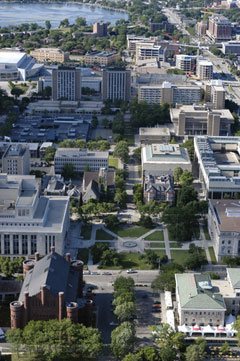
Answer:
[
  {"left": 152, "top": 304, "right": 161, "bottom": 309},
  {"left": 127, "top": 269, "right": 137, "bottom": 274},
  {"left": 102, "top": 272, "right": 112, "bottom": 275},
  {"left": 151, "top": 308, "right": 161, "bottom": 313},
  {"left": 153, "top": 301, "right": 161, "bottom": 305}
]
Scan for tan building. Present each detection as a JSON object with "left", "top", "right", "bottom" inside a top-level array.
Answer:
[
  {"left": 207, "top": 15, "right": 232, "bottom": 42},
  {"left": 93, "top": 22, "right": 107, "bottom": 37},
  {"left": 52, "top": 67, "right": 81, "bottom": 101},
  {"left": 196, "top": 21, "right": 207, "bottom": 36},
  {"left": 2, "top": 144, "right": 30, "bottom": 175},
  {"left": 84, "top": 51, "right": 120, "bottom": 66},
  {"left": 197, "top": 60, "right": 213, "bottom": 80},
  {"left": 205, "top": 80, "right": 225, "bottom": 109},
  {"left": 135, "top": 42, "right": 164, "bottom": 64},
  {"left": 30, "top": 48, "right": 69, "bottom": 63},
  {"left": 170, "top": 105, "right": 233, "bottom": 136},
  {"left": 139, "top": 126, "right": 171, "bottom": 144},
  {"left": 102, "top": 68, "right": 131, "bottom": 102}
]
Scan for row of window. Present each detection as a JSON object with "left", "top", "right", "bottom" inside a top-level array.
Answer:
[{"left": 184, "top": 311, "right": 222, "bottom": 316}]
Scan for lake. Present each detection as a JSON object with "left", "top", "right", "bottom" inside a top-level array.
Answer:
[{"left": 0, "top": 2, "right": 128, "bottom": 27}]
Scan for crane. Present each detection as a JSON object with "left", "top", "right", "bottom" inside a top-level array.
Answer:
[{"left": 162, "top": 31, "right": 179, "bottom": 57}]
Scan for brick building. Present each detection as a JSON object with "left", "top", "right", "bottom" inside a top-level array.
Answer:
[{"left": 10, "top": 249, "right": 93, "bottom": 329}]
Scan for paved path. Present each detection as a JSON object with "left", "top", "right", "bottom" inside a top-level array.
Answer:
[
  {"left": 163, "top": 227, "right": 171, "bottom": 260},
  {"left": 200, "top": 224, "right": 212, "bottom": 264}
]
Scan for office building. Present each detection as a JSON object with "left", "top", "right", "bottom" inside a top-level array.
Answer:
[
  {"left": 93, "top": 22, "right": 108, "bottom": 37},
  {"left": 0, "top": 142, "right": 39, "bottom": 158},
  {"left": 194, "top": 136, "right": 240, "bottom": 199},
  {"left": 30, "top": 48, "right": 69, "bottom": 63},
  {"left": 102, "top": 68, "right": 131, "bottom": 102},
  {"left": 2, "top": 144, "right": 30, "bottom": 175},
  {"left": 175, "top": 55, "right": 197, "bottom": 74},
  {"left": 222, "top": 41, "right": 240, "bottom": 55},
  {"left": 196, "top": 21, "right": 207, "bottom": 36},
  {"left": 54, "top": 148, "right": 109, "bottom": 174},
  {"left": 170, "top": 105, "right": 233, "bottom": 137},
  {"left": 207, "top": 15, "right": 232, "bottom": 41},
  {"left": 52, "top": 67, "right": 81, "bottom": 101},
  {"left": 143, "top": 174, "right": 175, "bottom": 204},
  {"left": 142, "top": 144, "right": 191, "bottom": 176},
  {"left": 205, "top": 80, "right": 225, "bottom": 109},
  {"left": 127, "top": 35, "right": 157, "bottom": 53},
  {"left": 10, "top": 251, "right": 93, "bottom": 328},
  {"left": 139, "top": 126, "right": 172, "bottom": 144},
  {"left": 197, "top": 60, "right": 213, "bottom": 80},
  {"left": 136, "top": 42, "right": 164, "bottom": 64},
  {"left": 84, "top": 51, "right": 120, "bottom": 66},
  {"left": 0, "top": 174, "right": 70, "bottom": 258},
  {"left": 150, "top": 21, "right": 174, "bottom": 33},
  {"left": 208, "top": 199, "right": 240, "bottom": 261}
]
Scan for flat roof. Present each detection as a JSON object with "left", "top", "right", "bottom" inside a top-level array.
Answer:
[
  {"left": 0, "top": 51, "right": 25, "bottom": 64},
  {"left": 210, "top": 199, "right": 240, "bottom": 233},
  {"left": 142, "top": 143, "right": 191, "bottom": 165},
  {"left": 139, "top": 126, "right": 171, "bottom": 136},
  {"left": 55, "top": 148, "right": 108, "bottom": 159}
]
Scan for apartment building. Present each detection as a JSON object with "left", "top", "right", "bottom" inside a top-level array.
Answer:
[
  {"left": 139, "top": 126, "right": 171, "bottom": 144},
  {"left": 93, "top": 22, "right": 108, "bottom": 37},
  {"left": 54, "top": 148, "right": 109, "bottom": 174},
  {"left": 205, "top": 80, "right": 225, "bottom": 109},
  {"left": 196, "top": 21, "right": 207, "bottom": 36},
  {"left": 52, "top": 66, "right": 81, "bottom": 101},
  {"left": 143, "top": 174, "right": 175, "bottom": 204},
  {"left": 208, "top": 199, "right": 240, "bottom": 261},
  {"left": 2, "top": 144, "right": 30, "bottom": 175},
  {"left": 222, "top": 41, "right": 240, "bottom": 55},
  {"left": 84, "top": 51, "right": 120, "bottom": 66},
  {"left": 175, "top": 55, "right": 197, "bottom": 74},
  {"left": 102, "top": 68, "right": 131, "bottom": 102},
  {"left": 170, "top": 105, "right": 233, "bottom": 137},
  {"left": 197, "top": 60, "right": 213, "bottom": 80},
  {"left": 135, "top": 42, "right": 164, "bottom": 64},
  {"left": 194, "top": 136, "right": 240, "bottom": 199},
  {"left": 0, "top": 174, "right": 70, "bottom": 258},
  {"left": 127, "top": 35, "right": 157, "bottom": 53},
  {"left": 207, "top": 15, "right": 232, "bottom": 41},
  {"left": 30, "top": 48, "right": 69, "bottom": 63},
  {"left": 150, "top": 21, "right": 174, "bottom": 33}
]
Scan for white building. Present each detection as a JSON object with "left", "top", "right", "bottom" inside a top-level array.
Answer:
[
  {"left": 135, "top": 42, "right": 164, "bottom": 64},
  {"left": 0, "top": 174, "right": 70, "bottom": 258},
  {"left": 222, "top": 41, "right": 240, "bottom": 55},
  {"left": 54, "top": 148, "right": 109, "bottom": 174},
  {"left": 175, "top": 55, "right": 197, "bottom": 74},
  {"left": 197, "top": 60, "right": 213, "bottom": 80}
]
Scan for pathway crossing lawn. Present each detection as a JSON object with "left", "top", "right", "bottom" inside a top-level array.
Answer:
[
  {"left": 208, "top": 247, "right": 217, "bottom": 264},
  {"left": 204, "top": 226, "right": 211, "bottom": 240},
  {"left": 145, "top": 231, "right": 164, "bottom": 241},
  {"left": 169, "top": 242, "right": 182, "bottom": 248},
  {"left": 150, "top": 242, "right": 165, "bottom": 248},
  {"left": 80, "top": 225, "right": 92, "bottom": 240},
  {"left": 96, "top": 229, "right": 115, "bottom": 240},
  {"left": 155, "top": 250, "right": 167, "bottom": 258},
  {"left": 109, "top": 155, "right": 118, "bottom": 168},
  {"left": 110, "top": 226, "right": 151, "bottom": 238}
]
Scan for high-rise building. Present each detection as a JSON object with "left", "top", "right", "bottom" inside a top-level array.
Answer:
[
  {"left": 2, "top": 144, "right": 30, "bottom": 175},
  {"left": 135, "top": 42, "right": 164, "bottom": 64},
  {"left": 205, "top": 80, "right": 225, "bottom": 109},
  {"left": 52, "top": 66, "right": 81, "bottom": 101},
  {"left": 102, "top": 68, "right": 131, "bottom": 102},
  {"left": 93, "top": 22, "right": 108, "bottom": 37},
  {"left": 175, "top": 55, "right": 197, "bottom": 74},
  {"left": 196, "top": 21, "right": 207, "bottom": 36},
  {"left": 207, "top": 15, "right": 232, "bottom": 41},
  {"left": 197, "top": 60, "right": 213, "bottom": 80}
]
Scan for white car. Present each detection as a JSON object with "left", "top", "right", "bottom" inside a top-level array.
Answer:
[
  {"left": 83, "top": 270, "right": 91, "bottom": 275},
  {"left": 127, "top": 269, "right": 137, "bottom": 274},
  {"left": 109, "top": 321, "right": 119, "bottom": 326}
]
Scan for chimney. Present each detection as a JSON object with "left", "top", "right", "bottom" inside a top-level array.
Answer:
[
  {"left": 58, "top": 292, "right": 64, "bottom": 322},
  {"left": 24, "top": 291, "right": 29, "bottom": 326},
  {"left": 65, "top": 253, "right": 71, "bottom": 262},
  {"left": 50, "top": 246, "right": 55, "bottom": 253},
  {"left": 35, "top": 252, "right": 40, "bottom": 262},
  {"left": 41, "top": 285, "right": 46, "bottom": 306}
]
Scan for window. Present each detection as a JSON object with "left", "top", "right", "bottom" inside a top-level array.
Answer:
[
  {"left": 31, "top": 235, "right": 37, "bottom": 255},
  {"left": 13, "top": 235, "right": 19, "bottom": 255},
  {"left": 228, "top": 240, "right": 231, "bottom": 244},
  {"left": 4, "top": 235, "right": 10, "bottom": 255},
  {"left": 22, "top": 235, "right": 28, "bottom": 255}
]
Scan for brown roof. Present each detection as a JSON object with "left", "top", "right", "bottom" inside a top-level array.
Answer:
[
  {"left": 211, "top": 199, "right": 240, "bottom": 233},
  {"left": 83, "top": 170, "right": 115, "bottom": 190}
]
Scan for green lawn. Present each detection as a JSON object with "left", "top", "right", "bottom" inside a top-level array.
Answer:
[
  {"left": 96, "top": 229, "right": 115, "bottom": 240},
  {"left": 170, "top": 250, "right": 190, "bottom": 266},
  {"left": 154, "top": 250, "right": 167, "bottom": 258},
  {"left": 150, "top": 242, "right": 165, "bottom": 248},
  {"left": 77, "top": 248, "right": 89, "bottom": 265},
  {"left": 169, "top": 242, "right": 182, "bottom": 248},
  {"left": 110, "top": 226, "right": 151, "bottom": 238},
  {"left": 109, "top": 155, "right": 119, "bottom": 168},
  {"left": 208, "top": 247, "right": 217, "bottom": 264},
  {"left": 203, "top": 226, "right": 211, "bottom": 241},
  {"left": 99, "top": 252, "right": 152, "bottom": 270},
  {"left": 80, "top": 225, "right": 92, "bottom": 240},
  {"left": 145, "top": 231, "right": 164, "bottom": 241}
]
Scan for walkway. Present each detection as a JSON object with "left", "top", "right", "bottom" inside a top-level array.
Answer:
[{"left": 163, "top": 227, "right": 171, "bottom": 260}]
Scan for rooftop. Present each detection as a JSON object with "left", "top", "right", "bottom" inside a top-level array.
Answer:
[
  {"left": 55, "top": 148, "right": 108, "bottom": 159},
  {"left": 142, "top": 143, "right": 191, "bottom": 164},
  {"left": 210, "top": 199, "right": 240, "bottom": 233},
  {"left": 227, "top": 268, "right": 240, "bottom": 289},
  {"left": 0, "top": 51, "right": 26, "bottom": 64},
  {"left": 139, "top": 126, "right": 171, "bottom": 136}
]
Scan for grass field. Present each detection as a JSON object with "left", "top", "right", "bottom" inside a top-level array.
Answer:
[
  {"left": 96, "top": 229, "right": 115, "bottom": 240},
  {"left": 109, "top": 155, "right": 118, "bottom": 168},
  {"left": 170, "top": 250, "right": 190, "bottom": 266},
  {"left": 100, "top": 252, "right": 152, "bottom": 270},
  {"left": 80, "top": 225, "right": 92, "bottom": 240},
  {"left": 77, "top": 248, "right": 89, "bottom": 265},
  {"left": 203, "top": 226, "right": 211, "bottom": 240},
  {"left": 154, "top": 250, "right": 167, "bottom": 259},
  {"left": 145, "top": 231, "right": 164, "bottom": 241},
  {"left": 169, "top": 242, "right": 182, "bottom": 248},
  {"left": 208, "top": 247, "right": 217, "bottom": 264},
  {"left": 110, "top": 226, "right": 151, "bottom": 238},
  {"left": 150, "top": 242, "right": 165, "bottom": 248}
]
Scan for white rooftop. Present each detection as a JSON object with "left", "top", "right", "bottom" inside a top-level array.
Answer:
[{"left": 0, "top": 51, "right": 25, "bottom": 64}]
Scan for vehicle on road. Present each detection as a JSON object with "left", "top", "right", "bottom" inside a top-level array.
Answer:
[
  {"left": 102, "top": 272, "right": 112, "bottom": 275},
  {"left": 152, "top": 305, "right": 161, "bottom": 309},
  {"left": 127, "top": 269, "right": 137, "bottom": 274},
  {"left": 83, "top": 270, "right": 91, "bottom": 275},
  {"left": 91, "top": 271, "right": 100, "bottom": 275},
  {"left": 109, "top": 321, "right": 119, "bottom": 326},
  {"left": 153, "top": 301, "right": 161, "bottom": 305}
]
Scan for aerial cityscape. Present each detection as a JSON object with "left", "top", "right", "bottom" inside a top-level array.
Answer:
[{"left": 0, "top": 0, "right": 240, "bottom": 360}]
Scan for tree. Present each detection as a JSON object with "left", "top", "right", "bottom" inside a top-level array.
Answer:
[
  {"left": 152, "top": 263, "right": 184, "bottom": 292},
  {"left": 115, "top": 175, "right": 126, "bottom": 191},
  {"left": 154, "top": 324, "right": 185, "bottom": 361},
  {"left": 11, "top": 87, "right": 24, "bottom": 99},
  {"left": 111, "top": 321, "right": 137, "bottom": 359},
  {"left": 112, "top": 113, "right": 125, "bottom": 135},
  {"left": 113, "top": 292, "right": 135, "bottom": 307},
  {"left": 138, "top": 215, "right": 153, "bottom": 228},
  {"left": 144, "top": 249, "right": 158, "bottom": 267},
  {"left": 116, "top": 168, "right": 129, "bottom": 180},
  {"left": 123, "top": 347, "right": 160, "bottom": 361},
  {"left": 91, "top": 117, "right": 98, "bottom": 128},
  {"left": 219, "top": 341, "right": 229, "bottom": 355},
  {"left": 44, "top": 146, "right": 56, "bottom": 163},
  {"left": 101, "top": 117, "right": 109, "bottom": 128},
  {"left": 75, "top": 17, "right": 87, "bottom": 26},
  {"left": 101, "top": 249, "right": 120, "bottom": 267},
  {"left": 114, "top": 276, "right": 135, "bottom": 294},
  {"left": 185, "top": 341, "right": 206, "bottom": 361},
  {"left": 114, "top": 190, "right": 127, "bottom": 208},
  {"left": 179, "top": 170, "right": 193, "bottom": 186},
  {"left": 45, "top": 20, "right": 51, "bottom": 30},
  {"left": 105, "top": 215, "right": 119, "bottom": 229},
  {"left": 133, "top": 183, "right": 143, "bottom": 205},
  {"left": 114, "top": 140, "right": 129, "bottom": 163},
  {"left": 60, "top": 18, "right": 69, "bottom": 27},
  {"left": 132, "top": 147, "right": 141, "bottom": 163},
  {"left": 177, "top": 186, "right": 198, "bottom": 207},
  {"left": 174, "top": 167, "right": 183, "bottom": 182},
  {"left": 114, "top": 301, "right": 136, "bottom": 322},
  {"left": 181, "top": 139, "right": 194, "bottom": 160},
  {"left": 62, "top": 163, "right": 75, "bottom": 179}
]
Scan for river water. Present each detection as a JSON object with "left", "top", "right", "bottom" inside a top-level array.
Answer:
[{"left": 0, "top": 2, "right": 128, "bottom": 27}]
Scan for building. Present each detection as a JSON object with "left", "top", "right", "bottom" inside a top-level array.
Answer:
[
  {"left": 93, "top": 22, "right": 108, "bottom": 37},
  {"left": 102, "top": 68, "right": 131, "bottom": 102},
  {"left": 208, "top": 199, "right": 240, "bottom": 261},
  {"left": 0, "top": 174, "right": 70, "bottom": 258},
  {"left": 2, "top": 144, "right": 30, "bottom": 175},
  {"left": 10, "top": 250, "right": 93, "bottom": 329},
  {"left": 170, "top": 105, "right": 233, "bottom": 137},
  {"left": 135, "top": 42, "right": 164, "bottom": 64},
  {"left": 84, "top": 51, "right": 120, "bottom": 66},
  {"left": 222, "top": 41, "right": 240, "bottom": 55},
  {"left": 126, "top": 35, "right": 157, "bottom": 54},
  {"left": 194, "top": 135, "right": 240, "bottom": 199},
  {"left": 139, "top": 126, "right": 172, "bottom": 144},
  {"left": 54, "top": 148, "right": 109, "bottom": 174},
  {"left": 207, "top": 15, "right": 232, "bottom": 41},
  {"left": 0, "top": 50, "right": 43, "bottom": 81},
  {"left": 52, "top": 67, "right": 81, "bottom": 101},
  {"left": 197, "top": 60, "right": 213, "bottom": 80},
  {"left": 175, "top": 55, "right": 197, "bottom": 74},
  {"left": 81, "top": 76, "right": 102, "bottom": 92},
  {"left": 0, "top": 280, "right": 22, "bottom": 304},
  {"left": 205, "top": 80, "right": 225, "bottom": 109},
  {"left": 196, "top": 21, "right": 207, "bottom": 37},
  {"left": 83, "top": 168, "right": 115, "bottom": 203},
  {"left": 0, "top": 142, "right": 39, "bottom": 158},
  {"left": 150, "top": 21, "right": 174, "bottom": 33},
  {"left": 143, "top": 174, "right": 175, "bottom": 204},
  {"left": 142, "top": 144, "right": 192, "bottom": 176},
  {"left": 30, "top": 48, "right": 69, "bottom": 63},
  {"left": 138, "top": 82, "right": 201, "bottom": 105}
]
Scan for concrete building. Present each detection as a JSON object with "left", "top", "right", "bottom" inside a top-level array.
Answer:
[
  {"left": 150, "top": 21, "right": 174, "bottom": 33},
  {"left": 197, "top": 60, "right": 213, "bottom": 80},
  {"left": 142, "top": 144, "right": 192, "bottom": 176},
  {"left": 30, "top": 48, "right": 69, "bottom": 63},
  {"left": 81, "top": 76, "right": 102, "bottom": 92},
  {"left": 102, "top": 68, "right": 131, "bottom": 102},
  {"left": 126, "top": 35, "right": 157, "bottom": 54},
  {"left": 196, "top": 21, "right": 207, "bottom": 37},
  {"left": 138, "top": 82, "right": 201, "bottom": 105},
  {"left": 175, "top": 55, "right": 197, "bottom": 74},
  {"left": 143, "top": 174, "right": 175, "bottom": 204},
  {"left": 93, "top": 22, "right": 108, "bottom": 37},
  {"left": 84, "top": 51, "right": 120, "bottom": 66},
  {"left": 10, "top": 251, "right": 93, "bottom": 329},
  {"left": 0, "top": 142, "right": 39, "bottom": 159},
  {"left": 52, "top": 67, "right": 81, "bottom": 101},
  {"left": 136, "top": 42, "right": 164, "bottom": 64},
  {"left": 139, "top": 125, "right": 172, "bottom": 144},
  {"left": 205, "top": 80, "right": 225, "bottom": 109},
  {"left": 0, "top": 174, "right": 70, "bottom": 258},
  {"left": 194, "top": 136, "right": 240, "bottom": 199},
  {"left": 208, "top": 199, "right": 240, "bottom": 261},
  {"left": 54, "top": 148, "right": 109, "bottom": 174},
  {"left": 170, "top": 105, "right": 234, "bottom": 137},
  {"left": 207, "top": 15, "right": 232, "bottom": 41},
  {"left": 222, "top": 41, "right": 240, "bottom": 55},
  {"left": 2, "top": 144, "right": 30, "bottom": 175}
]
